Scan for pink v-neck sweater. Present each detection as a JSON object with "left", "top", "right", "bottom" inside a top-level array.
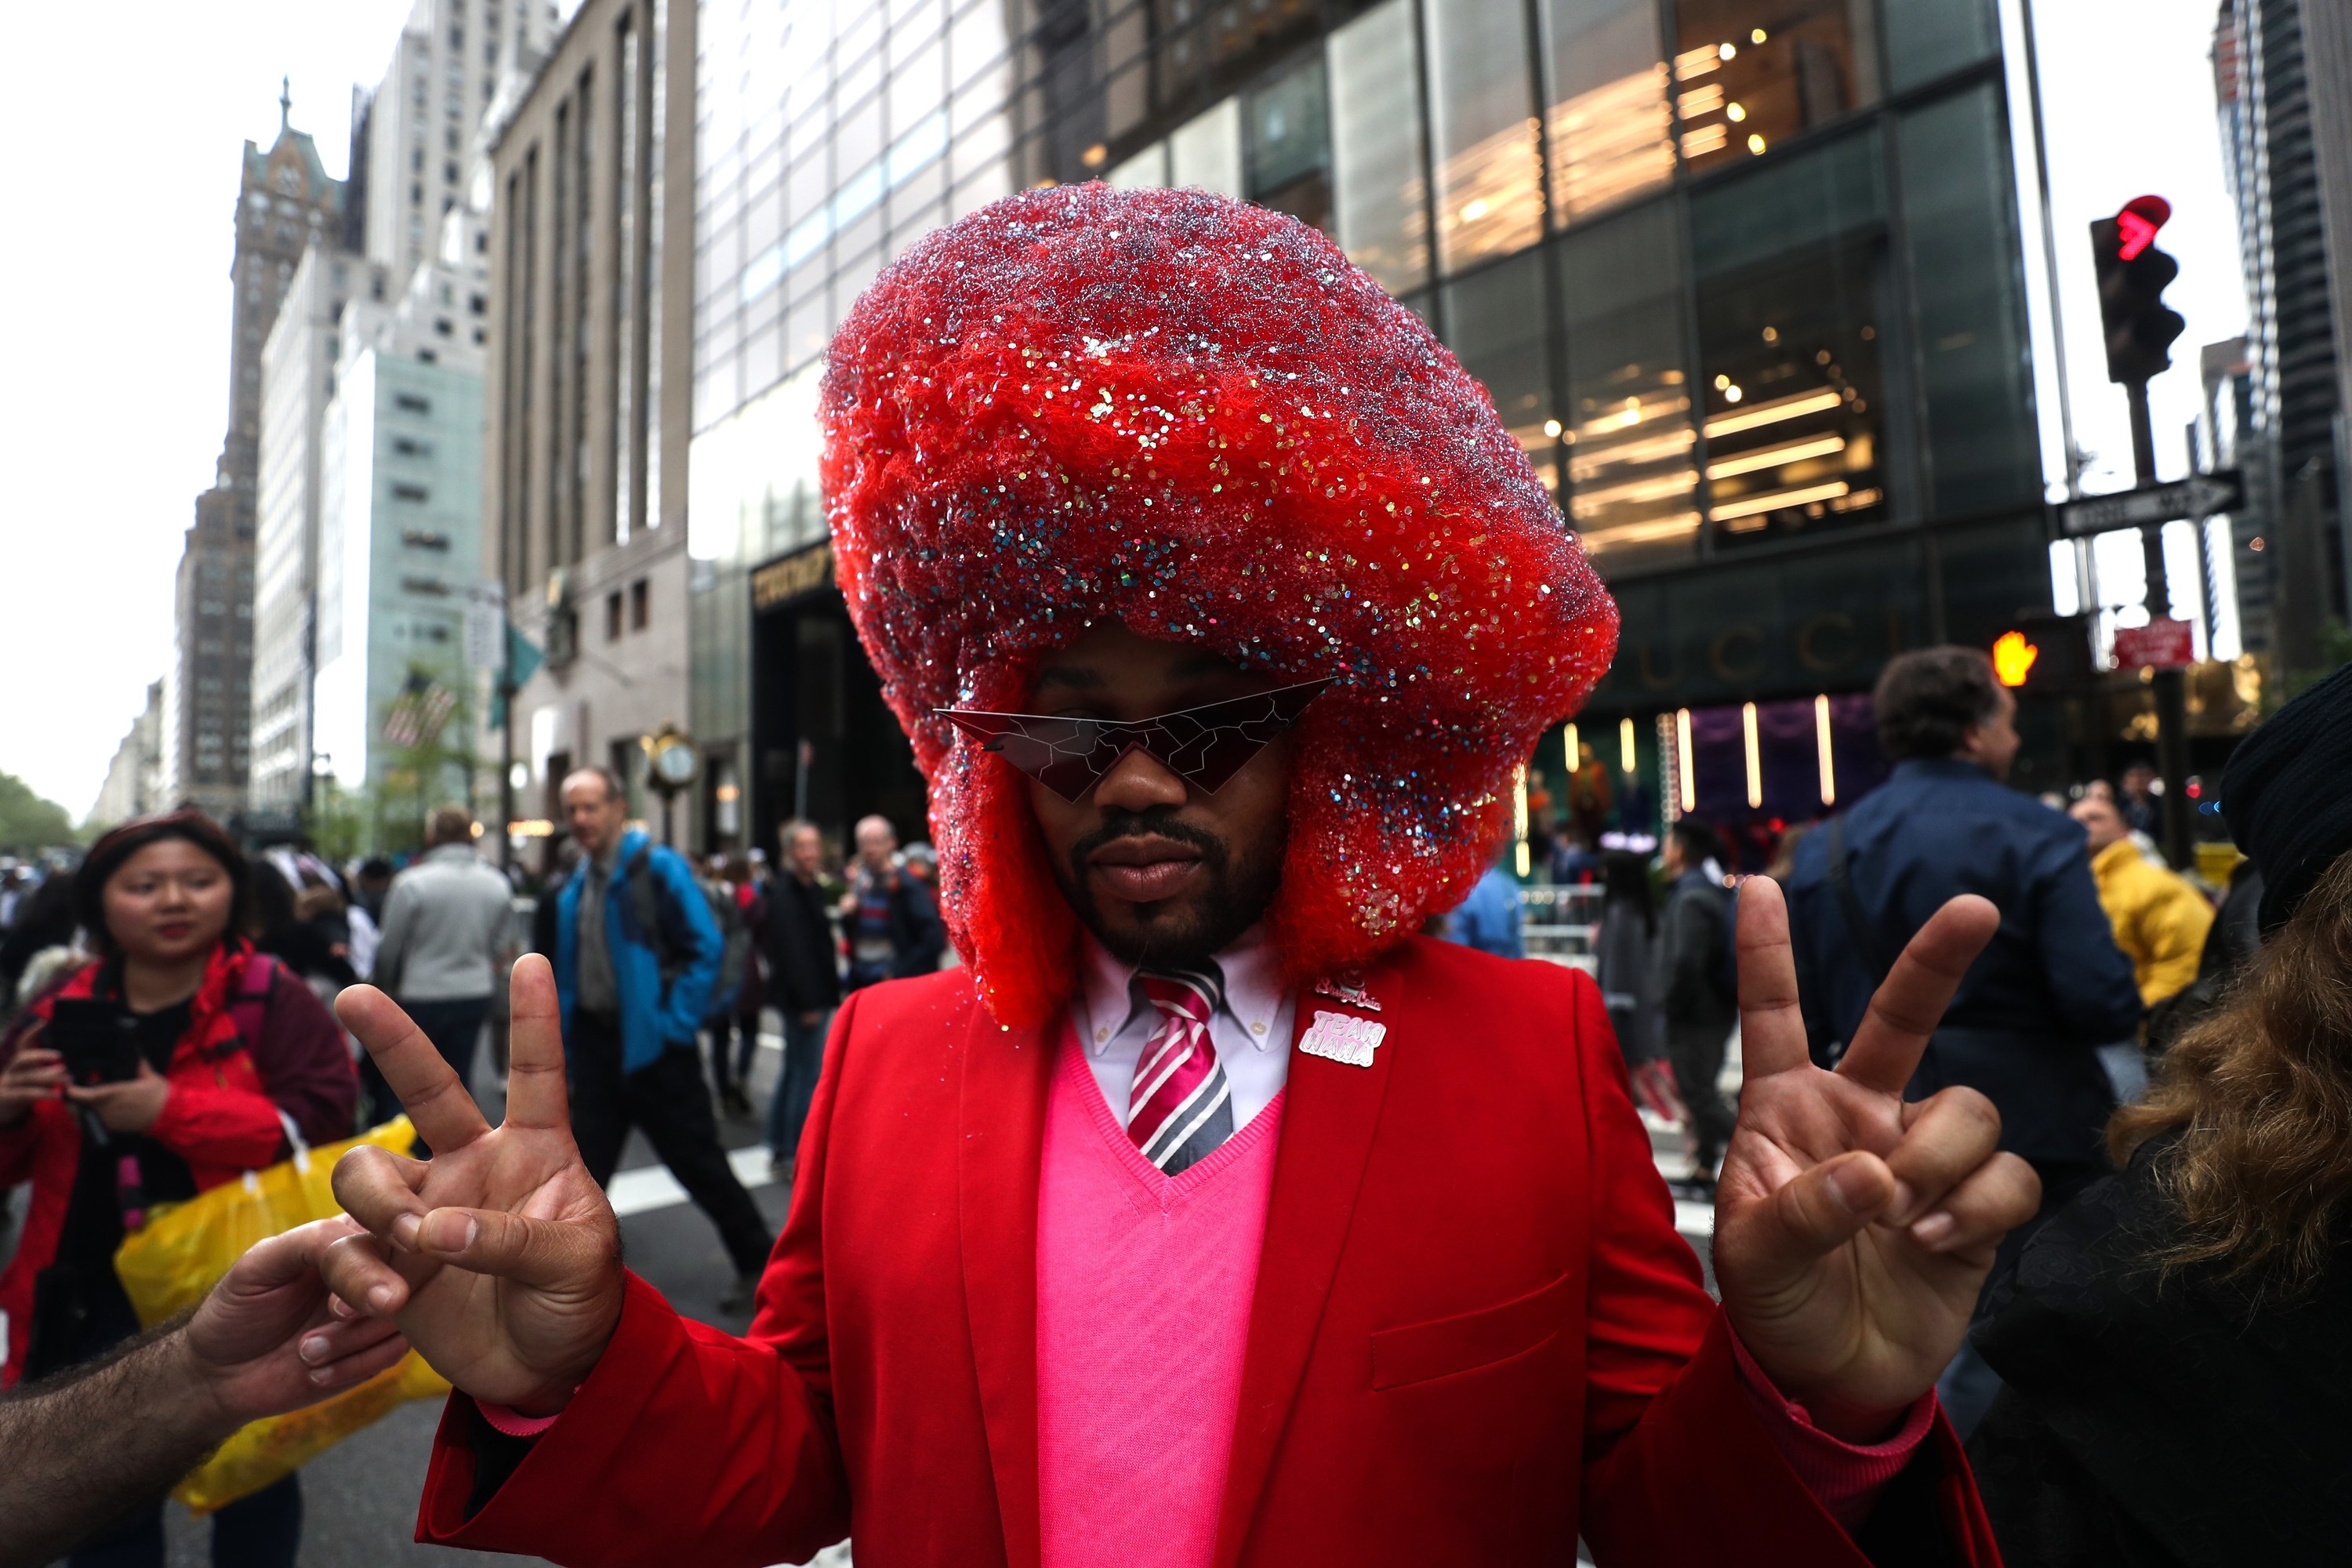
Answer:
[{"left": 1036, "top": 1032, "right": 1287, "bottom": 1568}]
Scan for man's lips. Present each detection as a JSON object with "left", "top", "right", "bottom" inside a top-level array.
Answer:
[{"left": 1087, "top": 837, "right": 1204, "bottom": 902}]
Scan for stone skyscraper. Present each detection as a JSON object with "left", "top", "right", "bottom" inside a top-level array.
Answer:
[{"left": 160, "top": 85, "right": 347, "bottom": 818}]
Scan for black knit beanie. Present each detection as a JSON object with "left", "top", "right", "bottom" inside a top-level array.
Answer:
[{"left": 2221, "top": 660, "right": 2352, "bottom": 931}]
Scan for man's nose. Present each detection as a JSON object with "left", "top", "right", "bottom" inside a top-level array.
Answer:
[{"left": 1091, "top": 746, "right": 1188, "bottom": 813}]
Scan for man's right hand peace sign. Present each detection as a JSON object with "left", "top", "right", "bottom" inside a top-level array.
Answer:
[{"left": 322, "top": 956, "right": 622, "bottom": 1415}]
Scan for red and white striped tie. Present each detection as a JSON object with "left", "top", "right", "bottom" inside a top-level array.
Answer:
[{"left": 1127, "top": 967, "right": 1234, "bottom": 1175}]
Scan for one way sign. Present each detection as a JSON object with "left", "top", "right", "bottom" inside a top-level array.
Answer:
[{"left": 2056, "top": 470, "right": 2243, "bottom": 538}]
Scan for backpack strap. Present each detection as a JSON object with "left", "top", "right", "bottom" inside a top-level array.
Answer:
[
  {"left": 623, "top": 844, "right": 686, "bottom": 983},
  {"left": 229, "top": 952, "right": 278, "bottom": 1047}
]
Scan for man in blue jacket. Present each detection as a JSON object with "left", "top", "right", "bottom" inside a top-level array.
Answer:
[
  {"left": 1786, "top": 647, "right": 2141, "bottom": 1432},
  {"left": 556, "top": 767, "right": 774, "bottom": 1311}
]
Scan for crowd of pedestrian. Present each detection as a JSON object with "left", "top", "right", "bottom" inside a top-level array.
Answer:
[{"left": 0, "top": 639, "right": 2341, "bottom": 1566}]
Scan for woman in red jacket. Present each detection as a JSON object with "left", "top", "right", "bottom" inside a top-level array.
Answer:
[{"left": 0, "top": 811, "right": 355, "bottom": 1568}]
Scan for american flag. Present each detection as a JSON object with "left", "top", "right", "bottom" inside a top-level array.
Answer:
[{"left": 383, "top": 675, "right": 460, "bottom": 748}]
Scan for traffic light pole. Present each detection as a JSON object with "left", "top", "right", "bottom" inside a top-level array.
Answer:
[
  {"left": 497, "top": 663, "right": 516, "bottom": 874},
  {"left": 2127, "top": 381, "right": 2195, "bottom": 873}
]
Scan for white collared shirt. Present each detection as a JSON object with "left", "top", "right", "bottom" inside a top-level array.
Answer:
[{"left": 1072, "top": 925, "right": 1297, "bottom": 1136}]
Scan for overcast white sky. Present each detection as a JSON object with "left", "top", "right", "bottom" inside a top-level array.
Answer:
[{"left": 0, "top": 0, "right": 2254, "bottom": 816}]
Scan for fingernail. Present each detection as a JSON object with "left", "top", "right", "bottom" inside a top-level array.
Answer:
[
  {"left": 423, "top": 1211, "right": 477, "bottom": 1253},
  {"left": 1888, "top": 1180, "right": 1921, "bottom": 1224},
  {"left": 310, "top": 1365, "right": 336, "bottom": 1385},
  {"left": 299, "top": 1335, "right": 330, "bottom": 1365},
  {"left": 329, "top": 1294, "right": 356, "bottom": 1320},
  {"left": 390, "top": 1214, "right": 421, "bottom": 1251},
  {"left": 1829, "top": 1159, "right": 1882, "bottom": 1214},
  {"left": 1911, "top": 1212, "right": 1958, "bottom": 1248},
  {"left": 368, "top": 1283, "right": 398, "bottom": 1312}
]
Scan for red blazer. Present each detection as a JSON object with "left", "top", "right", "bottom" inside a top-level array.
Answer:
[{"left": 417, "top": 936, "right": 2000, "bottom": 1566}]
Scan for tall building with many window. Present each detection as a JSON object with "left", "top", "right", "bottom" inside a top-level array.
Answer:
[
  {"left": 368, "top": 0, "right": 560, "bottom": 295},
  {"left": 250, "top": 247, "right": 390, "bottom": 817},
  {"left": 2214, "top": 0, "right": 2352, "bottom": 670},
  {"left": 686, "top": 0, "right": 2056, "bottom": 858},
  {"left": 311, "top": 294, "right": 489, "bottom": 845},
  {"left": 487, "top": 0, "right": 697, "bottom": 851},
  {"left": 162, "top": 89, "right": 346, "bottom": 818}
]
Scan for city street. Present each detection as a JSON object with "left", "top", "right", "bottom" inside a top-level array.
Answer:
[
  {"left": 156, "top": 1022, "right": 1730, "bottom": 1566},
  {"left": 1, "top": 0, "right": 2318, "bottom": 1557}
]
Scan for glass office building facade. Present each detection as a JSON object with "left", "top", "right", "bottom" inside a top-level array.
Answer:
[{"left": 687, "top": 0, "right": 2056, "bottom": 853}]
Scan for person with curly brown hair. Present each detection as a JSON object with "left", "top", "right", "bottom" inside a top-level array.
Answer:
[{"left": 1968, "top": 659, "right": 2352, "bottom": 1567}]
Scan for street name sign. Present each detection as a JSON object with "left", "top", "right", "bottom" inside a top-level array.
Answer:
[
  {"left": 2111, "top": 617, "right": 2194, "bottom": 670},
  {"left": 2056, "top": 470, "right": 2242, "bottom": 538}
]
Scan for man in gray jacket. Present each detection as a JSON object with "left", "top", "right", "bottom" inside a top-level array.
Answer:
[{"left": 371, "top": 805, "right": 515, "bottom": 1111}]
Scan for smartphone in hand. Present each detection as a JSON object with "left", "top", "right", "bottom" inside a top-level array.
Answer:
[{"left": 45, "top": 998, "right": 143, "bottom": 1087}]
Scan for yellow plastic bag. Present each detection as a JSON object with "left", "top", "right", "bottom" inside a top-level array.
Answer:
[{"left": 112, "top": 1116, "right": 452, "bottom": 1514}]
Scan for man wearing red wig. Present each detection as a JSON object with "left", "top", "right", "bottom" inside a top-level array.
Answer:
[{"left": 318, "top": 186, "right": 2030, "bottom": 1566}]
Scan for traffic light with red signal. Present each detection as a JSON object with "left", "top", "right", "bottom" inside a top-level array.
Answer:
[{"left": 2090, "top": 194, "right": 2187, "bottom": 385}]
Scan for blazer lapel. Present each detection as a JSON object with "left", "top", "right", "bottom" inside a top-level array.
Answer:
[
  {"left": 1211, "top": 959, "right": 1402, "bottom": 1568},
  {"left": 958, "top": 1005, "right": 1057, "bottom": 1568}
]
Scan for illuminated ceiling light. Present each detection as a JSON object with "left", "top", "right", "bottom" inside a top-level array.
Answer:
[
  {"left": 1748, "top": 133, "right": 1767, "bottom": 154},
  {"left": 1461, "top": 198, "right": 1491, "bottom": 221},
  {"left": 1619, "top": 716, "right": 1637, "bottom": 774},
  {"left": 1081, "top": 143, "right": 1109, "bottom": 168},
  {"left": 1705, "top": 433, "right": 1847, "bottom": 480},
  {"left": 1719, "top": 42, "right": 1737, "bottom": 60},
  {"left": 1713, "top": 373, "right": 1731, "bottom": 388},
  {"left": 1703, "top": 387, "right": 1845, "bottom": 437},
  {"left": 1566, "top": 722, "right": 1581, "bottom": 771},
  {"left": 1814, "top": 694, "right": 1836, "bottom": 805},
  {"left": 1726, "top": 102, "right": 1748, "bottom": 122},
  {"left": 1762, "top": 325, "right": 1778, "bottom": 343},
  {"left": 1543, "top": 417, "right": 1563, "bottom": 437},
  {"left": 1751, "top": 27, "right": 1767, "bottom": 43},
  {"left": 1709, "top": 478, "right": 1853, "bottom": 523},
  {"left": 1673, "top": 44, "right": 1722, "bottom": 79},
  {"left": 1723, "top": 384, "right": 1744, "bottom": 403},
  {"left": 1743, "top": 702, "right": 1763, "bottom": 809},
  {"left": 1677, "top": 709, "right": 1696, "bottom": 812}
]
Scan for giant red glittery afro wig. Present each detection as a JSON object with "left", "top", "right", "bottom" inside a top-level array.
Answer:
[{"left": 821, "top": 183, "right": 1617, "bottom": 1025}]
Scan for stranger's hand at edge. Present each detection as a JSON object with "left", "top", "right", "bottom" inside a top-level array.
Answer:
[
  {"left": 183, "top": 1217, "right": 415, "bottom": 1433},
  {"left": 325, "top": 954, "right": 623, "bottom": 1415},
  {"left": 1710, "top": 880, "right": 2040, "bottom": 1442}
]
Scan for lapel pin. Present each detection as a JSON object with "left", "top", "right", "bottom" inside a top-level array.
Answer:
[
  {"left": 1311, "top": 975, "right": 1381, "bottom": 1012},
  {"left": 1299, "top": 1010, "right": 1385, "bottom": 1069}
]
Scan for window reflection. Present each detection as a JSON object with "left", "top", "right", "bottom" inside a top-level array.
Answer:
[
  {"left": 1425, "top": 0, "right": 1544, "bottom": 273},
  {"left": 1693, "top": 136, "right": 1893, "bottom": 544},
  {"left": 1249, "top": 59, "right": 1331, "bottom": 232},
  {"left": 1559, "top": 201, "right": 1698, "bottom": 569},
  {"left": 1328, "top": 0, "right": 1428, "bottom": 295},
  {"left": 1443, "top": 252, "right": 1555, "bottom": 493},
  {"left": 1672, "top": 0, "right": 1880, "bottom": 172},
  {"left": 1540, "top": 0, "right": 1674, "bottom": 224}
]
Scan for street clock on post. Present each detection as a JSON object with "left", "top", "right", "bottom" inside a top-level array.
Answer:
[{"left": 641, "top": 724, "right": 699, "bottom": 846}]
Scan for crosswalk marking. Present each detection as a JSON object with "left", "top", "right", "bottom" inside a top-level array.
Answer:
[{"left": 608, "top": 1143, "right": 777, "bottom": 1218}]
